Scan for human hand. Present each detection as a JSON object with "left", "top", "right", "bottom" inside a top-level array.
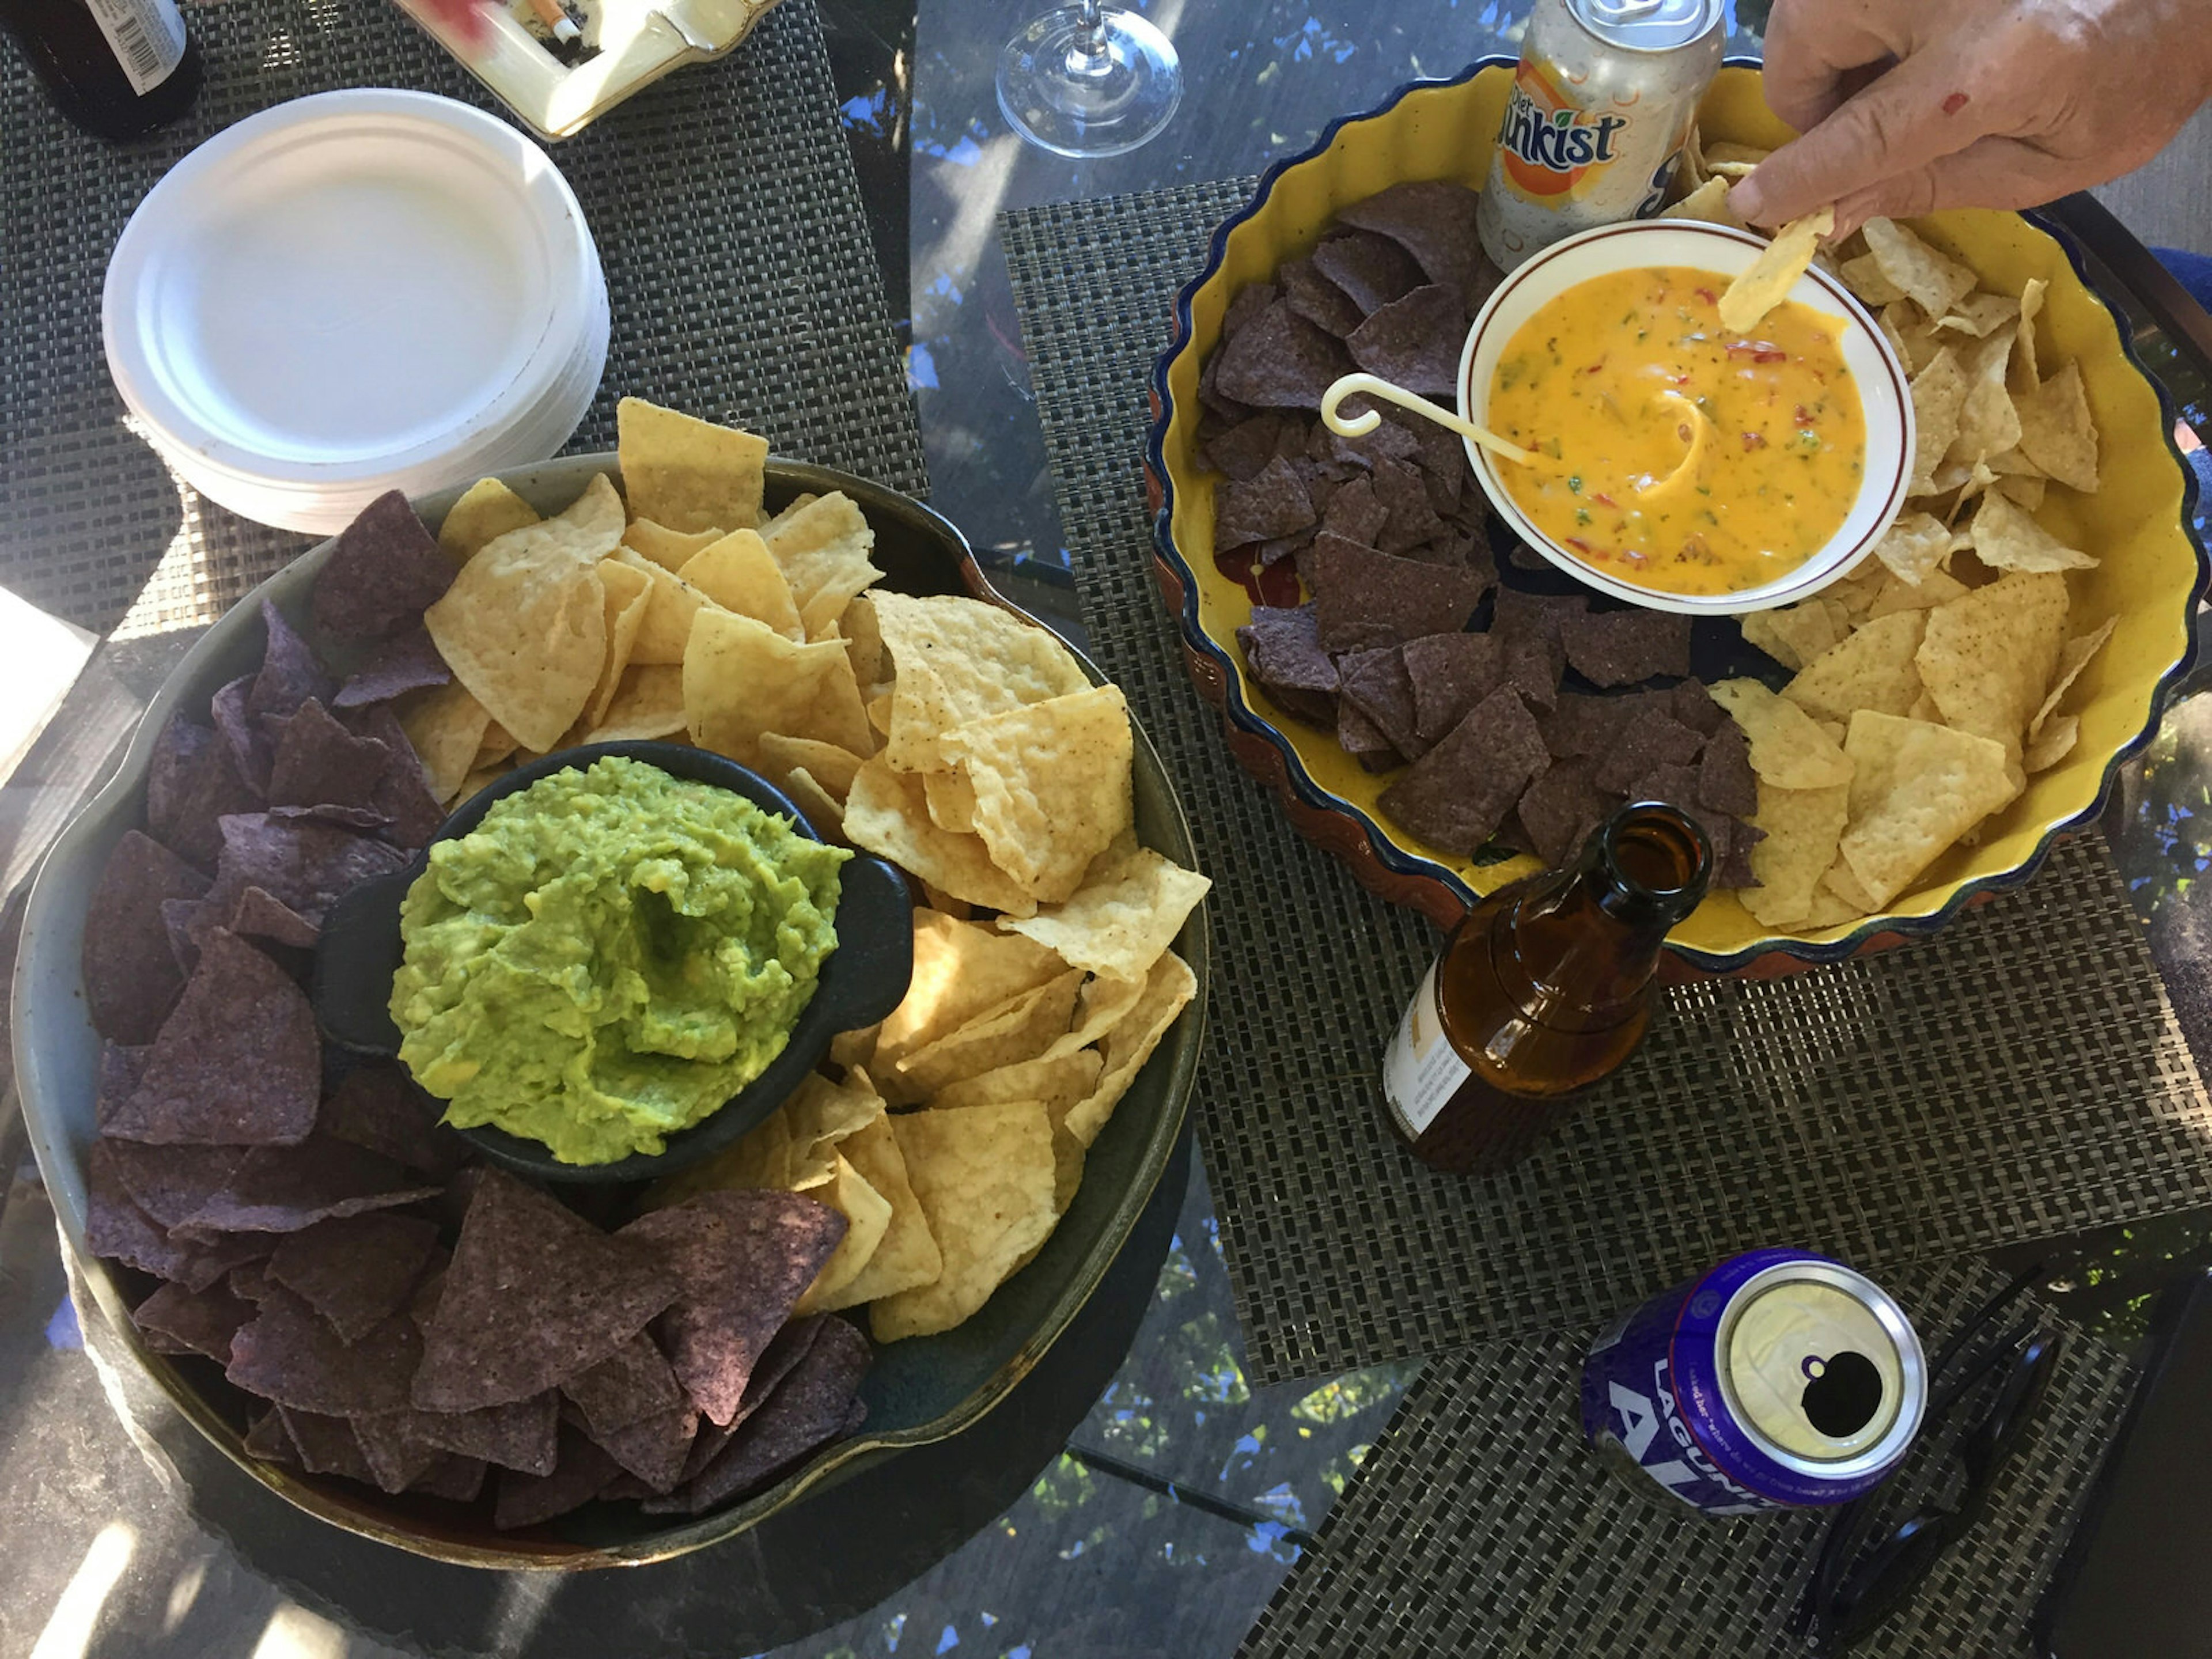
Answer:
[
  {"left": 414, "top": 0, "right": 497, "bottom": 50},
  {"left": 1733, "top": 0, "right": 2212, "bottom": 236}
]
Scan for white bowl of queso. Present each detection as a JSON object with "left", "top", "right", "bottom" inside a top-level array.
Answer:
[{"left": 1461, "top": 221, "right": 1914, "bottom": 616}]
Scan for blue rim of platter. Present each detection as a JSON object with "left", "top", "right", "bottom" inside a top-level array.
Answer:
[{"left": 1142, "top": 54, "right": 2209, "bottom": 974}]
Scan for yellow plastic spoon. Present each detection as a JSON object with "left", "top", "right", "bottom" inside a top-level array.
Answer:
[
  {"left": 1319, "top": 373, "right": 1542, "bottom": 468},
  {"left": 1635, "top": 389, "right": 1712, "bottom": 502}
]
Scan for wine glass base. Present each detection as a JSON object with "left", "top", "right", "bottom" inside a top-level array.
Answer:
[{"left": 996, "top": 7, "right": 1182, "bottom": 159}]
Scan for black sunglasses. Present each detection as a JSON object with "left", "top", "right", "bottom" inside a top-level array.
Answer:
[{"left": 1789, "top": 1265, "right": 2066, "bottom": 1655}]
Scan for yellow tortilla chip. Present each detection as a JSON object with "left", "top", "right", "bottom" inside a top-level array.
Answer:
[
  {"left": 2024, "top": 714, "right": 2079, "bottom": 774},
  {"left": 997, "top": 833, "right": 1212, "bottom": 983},
  {"left": 925, "top": 770, "right": 979, "bottom": 834},
  {"left": 1658, "top": 176, "right": 1741, "bottom": 228},
  {"left": 1966, "top": 491, "right": 2096, "bottom": 574},
  {"left": 472, "top": 719, "right": 516, "bottom": 771},
  {"left": 2012, "top": 278, "right": 2048, "bottom": 393},
  {"left": 1916, "top": 571, "right": 2069, "bottom": 751},
  {"left": 1047, "top": 971, "right": 1149, "bottom": 1056},
  {"left": 1064, "top": 950, "right": 1196, "bottom": 1147},
  {"left": 1708, "top": 679, "right": 1855, "bottom": 789},
  {"left": 872, "top": 593, "right": 1091, "bottom": 773},
  {"left": 613, "top": 548, "right": 713, "bottom": 668},
  {"left": 1839, "top": 254, "right": 1905, "bottom": 308},
  {"left": 683, "top": 608, "right": 873, "bottom": 766},
  {"left": 1741, "top": 600, "right": 1845, "bottom": 673},
  {"left": 423, "top": 486, "right": 613, "bottom": 753},
  {"left": 571, "top": 558, "right": 652, "bottom": 738},
  {"left": 1947, "top": 328, "right": 2022, "bottom": 471},
  {"left": 679, "top": 529, "right": 804, "bottom": 639},
  {"left": 1718, "top": 206, "right": 1833, "bottom": 334},
  {"left": 873, "top": 1101, "right": 1058, "bottom": 1341},
  {"left": 783, "top": 769, "right": 844, "bottom": 839},
  {"left": 1867, "top": 511, "right": 1959, "bottom": 587},
  {"left": 941, "top": 685, "right": 1135, "bottom": 904},
  {"left": 616, "top": 396, "right": 768, "bottom": 534},
  {"left": 933, "top": 1048, "right": 1105, "bottom": 1116},
  {"left": 757, "top": 732, "right": 866, "bottom": 801},
  {"left": 1862, "top": 218, "right": 1979, "bottom": 318},
  {"left": 2029, "top": 618, "right": 2116, "bottom": 740},
  {"left": 1837, "top": 712, "right": 2018, "bottom": 907},
  {"left": 1935, "top": 292, "right": 2021, "bottom": 339},
  {"left": 757, "top": 492, "right": 884, "bottom": 639},
  {"left": 399, "top": 681, "right": 493, "bottom": 804},
  {"left": 844, "top": 759, "right": 1040, "bottom": 916},
  {"left": 2013, "top": 361, "right": 2100, "bottom": 493},
  {"left": 584, "top": 664, "right": 688, "bottom": 743},
  {"left": 437, "top": 478, "right": 540, "bottom": 562},
  {"left": 885, "top": 969, "right": 1085, "bottom": 1103},
  {"left": 620, "top": 519, "right": 723, "bottom": 573},
  {"left": 446, "top": 765, "right": 504, "bottom": 808},
  {"left": 1908, "top": 347, "right": 1968, "bottom": 493},
  {"left": 842, "top": 594, "right": 887, "bottom": 691},
  {"left": 1868, "top": 567, "right": 1971, "bottom": 618},
  {"left": 817, "top": 1115, "right": 942, "bottom": 1310},
  {"left": 876, "top": 908, "right": 1070, "bottom": 1071},
  {"left": 1781, "top": 611, "right": 1926, "bottom": 724},
  {"left": 793, "top": 1154, "right": 895, "bottom": 1317},
  {"left": 1739, "top": 783, "right": 1851, "bottom": 930}
]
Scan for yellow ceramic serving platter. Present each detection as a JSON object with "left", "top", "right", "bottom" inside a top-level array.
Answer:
[{"left": 1152, "top": 63, "right": 2203, "bottom": 971}]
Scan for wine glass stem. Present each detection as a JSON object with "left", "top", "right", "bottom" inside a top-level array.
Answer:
[{"left": 1069, "top": 0, "right": 1111, "bottom": 75}]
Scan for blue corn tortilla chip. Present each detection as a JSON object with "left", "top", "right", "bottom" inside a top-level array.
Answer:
[
  {"left": 579, "top": 1402, "right": 698, "bottom": 1494},
  {"left": 1202, "top": 412, "right": 1291, "bottom": 483},
  {"left": 94, "top": 1042, "right": 149, "bottom": 1133},
  {"left": 1335, "top": 182, "right": 1493, "bottom": 305},
  {"left": 1327, "top": 410, "right": 1421, "bottom": 472},
  {"left": 410, "top": 1453, "right": 489, "bottom": 1502},
  {"left": 415, "top": 1391, "right": 559, "bottom": 1477},
  {"left": 619, "top": 1190, "right": 848, "bottom": 1428},
  {"left": 266, "top": 698, "right": 392, "bottom": 813},
  {"left": 563, "top": 1331, "right": 688, "bottom": 1438},
  {"left": 1278, "top": 255, "right": 1365, "bottom": 338},
  {"left": 1236, "top": 604, "right": 1339, "bottom": 726},
  {"left": 313, "top": 490, "right": 455, "bottom": 641},
  {"left": 332, "top": 624, "right": 451, "bottom": 710},
  {"left": 1698, "top": 720, "right": 1759, "bottom": 817},
  {"left": 103, "top": 931, "right": 320, "bottom": 1147},
  {"left": 676, "top": 1315, "right": 827, "bottom": 1484},
  {"left": 248, "top": 600, "right": 336, "bottom": 724},
  {"left": 415, "top": 1169, "right": 679, "bottom": 1412},
  {"left": 1593, "top": 708, "right": 1707, "bottom": 796},
  {"left": 147, "top": 717, "right": 263, "bottom": 873},
  {"left": 206, "top": 812, "right": 407, "bottom": 927},
  {"left": 106, "top": 1137, "right": 244, "bottom": 1229},
  {"left": 173, "top": 1135, "right": 441, "bottom": 1240},
  {"left": 1492, "top": 588, "right": 1585, "bottom": 713},
  {"left": 350, "top": 1409, "right": 448, "bottom": 1494},
  {"left": 493, "top": 1426, "right": 624, "bottom": 1531},
  {"left": 1215, "top": 301, "right": 1355, "bottom": 411},
  {"left": 279, "top": 1409, "right": 377, "bottom": 1483},
  {"left": 219, "top": 885, "right": 320, "bottom": 951},
  {"left": 1337, "top": 647, "right": 1429, "bottom": 763},
  {"left": 132, "top": 1278, "right": 256, "bottom": 1363},
  {"left": 1368, "top": 456, "right": 1449, "bottom": 554},
  {"left": 1318, "top": 475, "right": 1389, "bottom": 547},
  {"left": 1541, "top": 691, "right": 1635, "bottom": 759},
  {"left": 268, "top": 1211, "right": 442, "bottom": 1342},
  {"left": 1671, "top": 678, "right": 1726, "bottom": 736},
  {"left": 1214, "top": 456, "right": 1316, "bottom": 552},
  {"left": 1560, "top": 607, "right": 1694, "bottom": 688},
  {"left": 646, "top": 1317, "right": 872, "bottom": 1516},
  {"left": 1310, "top": 230, "right": 1423, "bottom": 316},
  {"left": 85, "top": 1144, "right": 267, "bottom": 1289},
  {"left": 1404, "top": 632, "right": 1503, "bottom": 744},
  {"left": 341, "top": 704, "right": 447, "bottom": 850},
  {"left": 319, "top": 1063, "right": 472, "bottom": 1181},
  {"left": 1514, "top": 757, "right": 1611, "bottom": 869},
  {"left": 1222, "top": 280, "right": 1278, "bottom": 340},
  {"left": 227, "top": 1283, "right": 422, "bottom": 1416},
  {"left": 210, "top": 675, "right": 275, "bottom": 796},
  {"left": 1380, "top": 687, "right": 1550, "bottom": 856},
  {"left": 1347, "top": 285, "right": 1465, "bottom": 399},
  {"left": 1310, "top": 537, "right": 1486, "bottom": 654},
  {"left": 243, "top": 1407, "right": 297, "bottom": 1464},
  {"left": 1338, "top": 696, "right": 1400, "bottom": 771},
  {"left": 83, "top": 830, "right": 210, "bottom": 1044}
]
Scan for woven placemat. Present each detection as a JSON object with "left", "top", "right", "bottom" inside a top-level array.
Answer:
[
  {"left": 0, "top": 0, "right": 922, "bottom": 639},
  {"left": 1002, "top": 185, "right": 2212, "bottom": 1387},
  {"left": 1238, "top": 1258, "right": 2135, "bottom": 1658}
]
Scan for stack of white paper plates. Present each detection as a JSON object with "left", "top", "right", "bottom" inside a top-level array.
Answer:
[{"left": 104, "top": 88, "right": 607, "bottom": 536}]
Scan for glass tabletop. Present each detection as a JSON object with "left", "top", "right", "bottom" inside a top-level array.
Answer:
[{"left": 5, "top": 2, "right": 2212, "bottom": 1655}]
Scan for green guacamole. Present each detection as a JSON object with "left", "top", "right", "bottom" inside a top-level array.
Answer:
[{"left": 389, "top": 755, "right": 851, "bottom": 1165}]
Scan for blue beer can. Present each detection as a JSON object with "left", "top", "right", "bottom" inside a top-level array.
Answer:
[{"left": 1581, "top": 1249, "right": 1927, "bottom": 1515}]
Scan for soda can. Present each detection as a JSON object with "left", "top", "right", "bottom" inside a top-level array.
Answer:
[
  {"left": 1580, "top": 1249, "right": 1927, "bottom": 1516},
  {"left": 1475, "top": 0, "right": 1727, "bottom": 272}
]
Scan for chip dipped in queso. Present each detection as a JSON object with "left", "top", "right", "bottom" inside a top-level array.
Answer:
[{"left": 1486, "top": 267, "right": 1867, "bottom": 597}]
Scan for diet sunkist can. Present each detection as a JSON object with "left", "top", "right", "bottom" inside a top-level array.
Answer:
[
  {"left": 1476, "top": 0, "right": 1727, "bottom": 272},
  {"left": 1581, "top": 1249, "right": 1928, "bottom": 1515}
]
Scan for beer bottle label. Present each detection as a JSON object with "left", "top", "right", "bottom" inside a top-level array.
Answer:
[
  {"left": 1381, "top": 959, "right": 1470, "bottom": 1139},
  {"left": 85, "top": 0, "right": 188, "bottom": 97}
]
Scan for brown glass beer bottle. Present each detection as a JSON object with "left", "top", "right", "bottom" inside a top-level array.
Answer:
[{"left": 1379, "top": 801, "right": 1710, "bottom": 1176}]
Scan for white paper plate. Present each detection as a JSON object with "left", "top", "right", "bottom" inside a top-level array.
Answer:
[{"left": 104, "top": 88, "right": 607, "bottom": 532}]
